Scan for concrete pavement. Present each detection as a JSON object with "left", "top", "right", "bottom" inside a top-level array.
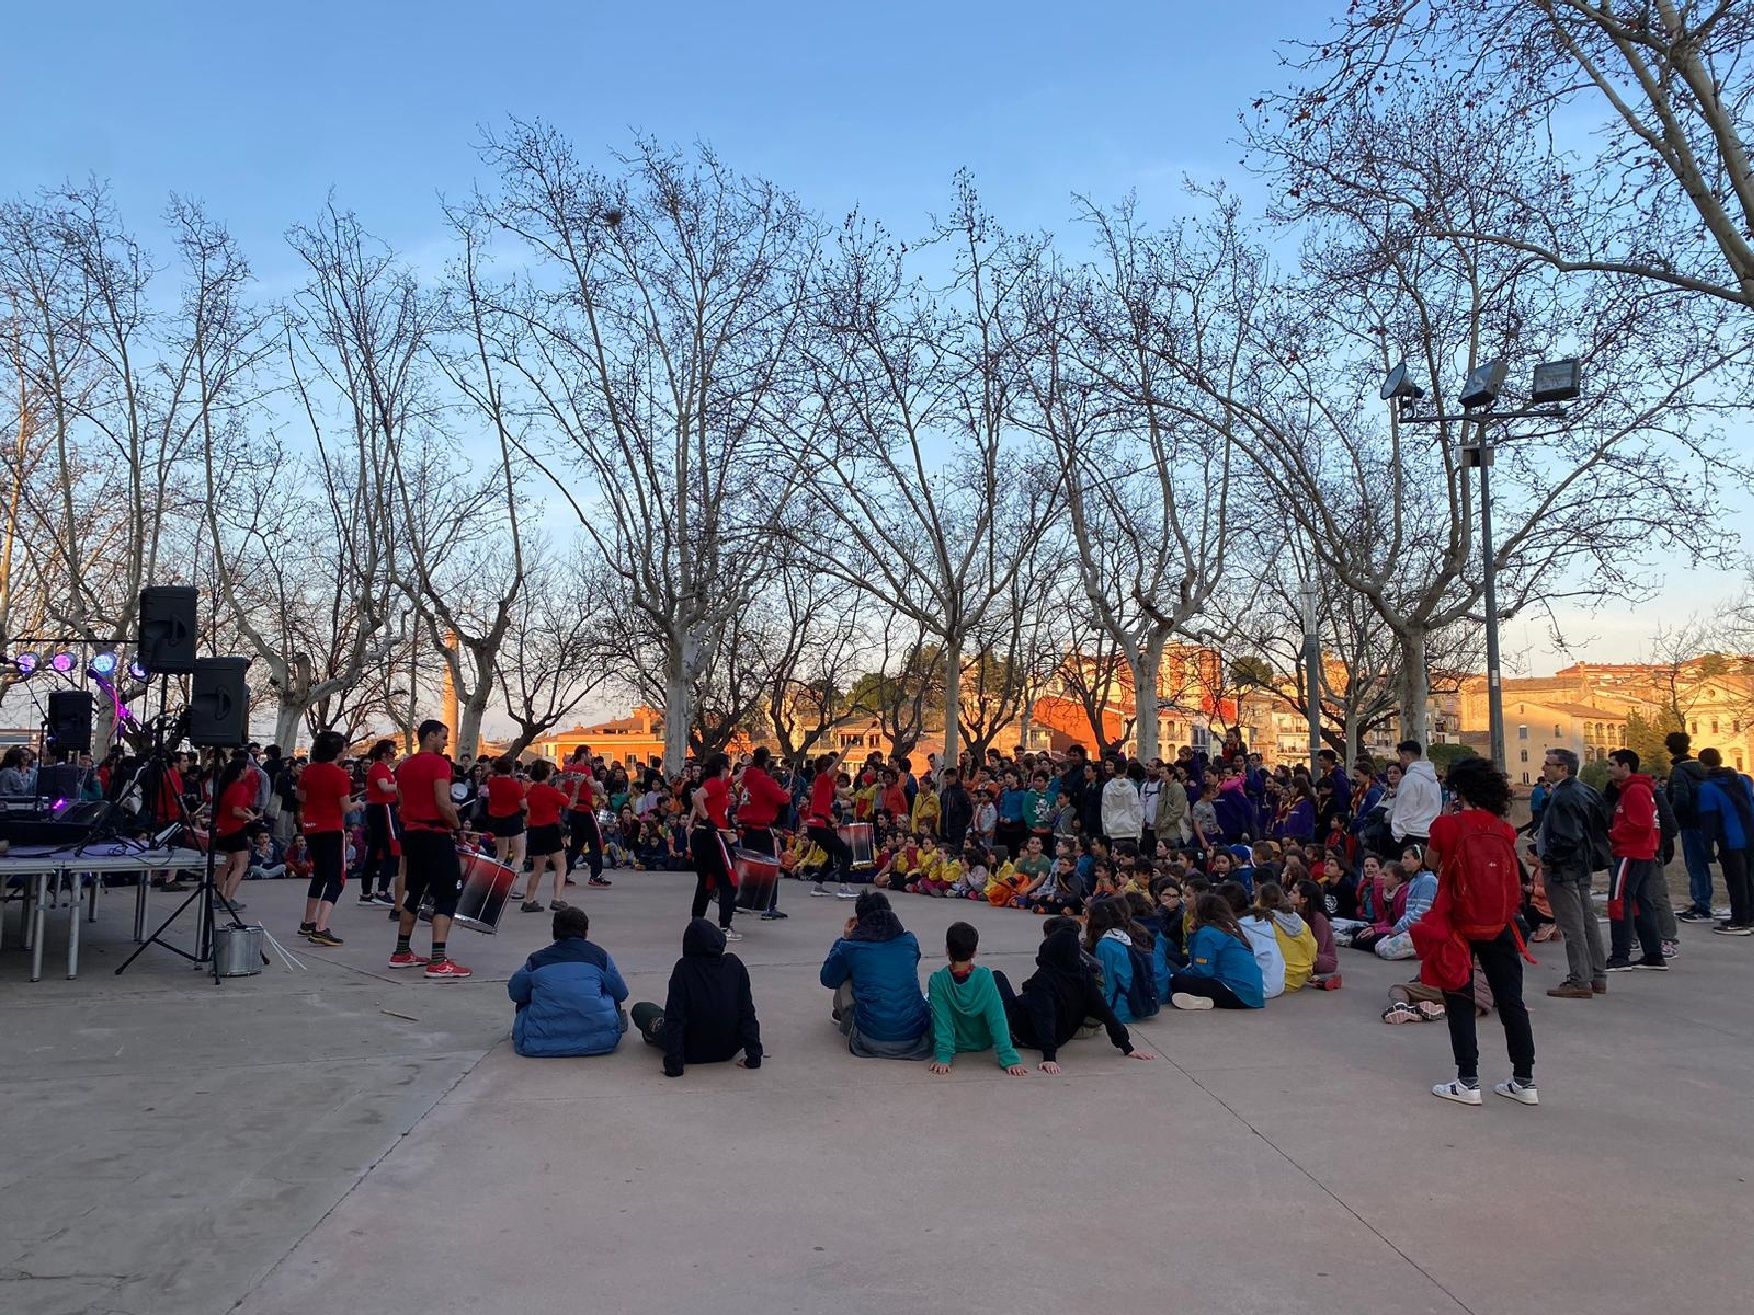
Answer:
[{"left": 4, "top": 869, "right": 1751, "bottom": 1315}]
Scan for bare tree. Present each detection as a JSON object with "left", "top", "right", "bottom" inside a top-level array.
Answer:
[
  {"left": 497, "top": 545, "right": 615, "bottom": 759},
  {"left": 803, "top": 178, "right": 1059, "bottom": 770},
  {"left": 478, "top": 127, "right": 820, "bottom": 772}
]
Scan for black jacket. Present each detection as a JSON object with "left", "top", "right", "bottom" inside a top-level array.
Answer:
[
  {"left": 1005, "top": 930, "right": 1132, "bottom": 1063},
  {"left": 1667, "top": 756, "right": 1706, "bottom": 829},
  {"left": 1540, "top": 775, "right": 1609, "bottom": 876},
  {"left": 939, "top": 782, "right": 973, "bottom": 847},
  {"left": 660, "top": 919, "right": 762, "bottom": 1077}
]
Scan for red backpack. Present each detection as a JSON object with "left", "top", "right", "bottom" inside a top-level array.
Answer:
[{"left": 1445, "top": 812, "right": 1522, "bottom": 938}]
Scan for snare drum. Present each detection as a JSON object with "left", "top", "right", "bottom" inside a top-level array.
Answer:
[
  {"left": 839, "top": 822, "right": 875, "bottom": 870},
  {"left": 733, "top": 848, "right": 781, "bottom": 911},
  {"left": 452, "top": 849, "right": 516, "bottom": 934}
]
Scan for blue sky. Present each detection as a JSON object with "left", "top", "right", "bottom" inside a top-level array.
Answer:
[{"left": 6, "top": 1, "right": 1745, "bottom": 677}]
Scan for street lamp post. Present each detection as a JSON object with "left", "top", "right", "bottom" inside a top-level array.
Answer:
[
  {"left": 1298, "top": 580, "right": 1321, "bottom": 774},
  {"left": 1380, "top": 356, "right": 1580, "bottom": 769}
]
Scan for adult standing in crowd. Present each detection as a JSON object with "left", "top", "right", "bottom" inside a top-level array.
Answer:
[
  {"left": 1695, "top": 747, "right": 1754, "bottom": 935},
  {"left": 359, "top": 738, "right": 400, "bottom": 906},
  {"left": 1665, "top": 731, "right": 1715, "bottom": 922},
  {"left": 738, "top": 746, "right": 791, "bottom": 921},
  {"left": 1101, "top": 758, "right": 1145, "bottom": 849},
  {"left": 1387, "top": 740, "right": 1442, "bottom": 853},
  {"left": 1603, "top": 749, "right": 1670, "bottom": 972},
  {"left": 1536, "top": 748, "right": 1609, "bottom": 998},
  {"left": 1138, "top": 760, "right": 1164, "bottom": 853},
  {"left": 938, "top": 766, "right": 973, "bottom": 849}
]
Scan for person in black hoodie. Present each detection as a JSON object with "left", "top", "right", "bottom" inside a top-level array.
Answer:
[
  {"left": 631, "top": 919, "right": 763, "bottom": 1078},
  {"left": 996, "top": 927, "right": 1155, "bottom": 1074},
  {"left": 938, "top": 767, "right": 973, "bottom": 849}
]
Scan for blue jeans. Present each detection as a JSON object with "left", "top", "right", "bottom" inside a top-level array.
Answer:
[{"left": 1681, "top": 829, "right": 1714, "bottom": 913}]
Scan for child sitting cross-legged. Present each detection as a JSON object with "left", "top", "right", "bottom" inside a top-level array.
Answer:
[
  {"left": 926, "top": 923, "right": 1029, "bottom": 1076},
  {"left": 1290, "top": 878, "right": 1341, "bottom": 990},
  {"left": 1253, "top": 881, "right": 1320, "bottom": 992},
  {"left": 1223, "top": 880, "right": 1287, "bottom": 1000},
  {"left": 1169, "top": 892, "right": 1266, "bottom": 1011},
  {"left": 949, "top": 843, "right": 989, "bottom": 900},
  {"left": 920, "top": 844, "right": 961, "bottom": 897},
  {"left": 1001, "top": 924, "right": 1156, "bottom": 1073},
  {"left": 904, "top": 834, "right": 945, "bottom": 894}
]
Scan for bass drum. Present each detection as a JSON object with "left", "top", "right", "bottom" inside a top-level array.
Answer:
[
  {"left": 733, "top": 848, "right": 780, "bottom": 911},
  {"left": 452, "top": 848, "right": 517, "bottom": 934},
  {"left": 839, "top": 822, "right": 876, "bottom": 871}
]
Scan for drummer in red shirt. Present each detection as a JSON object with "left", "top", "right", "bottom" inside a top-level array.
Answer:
[
  {"left": 738, "top": 746, "right": 792, "bottom": 921},
  {"left": 690, "top": 753, "right": 742, "bottom": 940},
  {"left": 484, "top": 756, "right": 529, "bottom": 877},
  {"left": 212, "top": 752, "right": 262, "bottom": 912},
  {"left": 359, "top": 738, "right": 401, "bottom": 907},
  {"left": 806, "top": 751, "right": 857, "bottom": 900},
  {"left": 519, "top": 761, "right": 572, "bottom": 912},
  {"left": 389, "top": 719, "right": 471, "bottom": 980},
  {"left": 297, "top": 731, "right": 356, "bottom": 947}
]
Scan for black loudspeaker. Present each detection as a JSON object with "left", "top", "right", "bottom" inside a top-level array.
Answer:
[
  {"left": 46, "top": 690, "right": 93, "bottom": 755},
  {"left": 189, "top": 657, "right": 251, "bottom": 748},
  {"left": 138, "top": 586, "right": 199, "bottom": 674}
]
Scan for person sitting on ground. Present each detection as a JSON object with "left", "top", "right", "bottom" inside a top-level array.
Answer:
[
  {"left": 1169, "top": 892, "right": 1266, "bottom": 1010},
  {"left": 1256, "top": 881, "right": 1320, "bottom": 992},
  {"left": 819, "top": 891, "right": 932, "bottom": 1059},
  {"left": 1347, "top": 853, "right": 1405, "bottom": 953},
  {"left": 248, "top": 831, "right": 285, "bottom": 880},
  {"left": 1331, "top": 852, "right": 1385, "bottom": 945},
  {"left": 1085, "top": 896, "right": 1160, "bottom": 1023},
  {"left": 1290, "top": 878, "right": 1341, "bottom": 990},
  {"left": 1146, "top": 876, "right": 1190, "bottom": 966},
  {"left": 1221, "top": 879, "right": 1287, "bottom": 1000},
  {"left": 1002, "top": 925, "right": 1156, "bottom": 1073},
  {"left": 507, "top": 906, "right": 629, "bottom": 1058},
  {"left": 1372, "top": 843, "right": 1438, "bottom": 960},
  {"left": 927, "top": 922, "right": 1028, "bottom": 1075},
  {"left": 949, "top": 843, "right": 989, "bottom": 900},
  {"left": 631, "top": 918, "right": 762, "bottom": 1078}
]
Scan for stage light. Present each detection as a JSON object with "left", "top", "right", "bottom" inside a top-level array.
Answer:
[
  {"left": 50, "top": 652, "right": 76, "bottom": 674},
  {"left": 16, "top": 652, "right": 39, "bottom": 676},
  {"left": 127, "top": 659, "right": 149, "bottom": 681},
  {"left": 91, "top": 652, "right": 119, "bottom": 677}
]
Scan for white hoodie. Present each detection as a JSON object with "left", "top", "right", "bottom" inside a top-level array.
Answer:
[
  {"left": 1389, "top": 759, "right": 1442, "bottom": 841},
  {"left": 1101, "top": 776, "right": 1145, "bottom": 841}
]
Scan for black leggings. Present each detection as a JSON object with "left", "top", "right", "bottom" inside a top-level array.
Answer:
[
  {"left": 1168, "top": 972, "right": 1251, "bottom": 1008},
  {"left": 691, "top": 825, "right": 736, "bottom": 928},
  {"left": 806, "top": 824, "right": 852, "bottom": 884},
  {"left": 567, "top": 809, "right": 603, "bottom": 879},
  {"left": 306, "top": 832, "right": 345, "bottom": 904},
  {"left": 1443, "top": 925, "right": 1535, "bottom": 1086},
  {"left": 364, "top": 805, "right": 398, "bottom": 894}
]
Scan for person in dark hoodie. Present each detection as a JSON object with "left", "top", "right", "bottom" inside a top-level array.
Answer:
[
  {"left": 631, "top": 919, "right": 763, "bottom": 1077},
  {"left": 1665, "top": 730, "right": 1716, "bottom": 922},
  {"left": 938, "top": 766, "right": 974, "bottom": 849},
  {"left": 507, "top": 906, "right": 628, "bottom": 1058},
  {"left": 998, "top": 927, "right": 1155, "bottom": 1073},
  {"left": 818, "top": 890, "right": 932, "bottom": 1059},
  {"left": 1694, "top": 747, "right": 1754, "bottom": 934}
]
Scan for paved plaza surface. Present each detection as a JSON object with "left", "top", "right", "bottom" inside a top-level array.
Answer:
[{"left": 3, "top": 869, "right": 1751, "bottom": 1315}]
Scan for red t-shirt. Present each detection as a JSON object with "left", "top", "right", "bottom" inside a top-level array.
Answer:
[
  {"left": 526, "top": 782, "right": 567, "bottom": 828},
  {"left": 366, "top": 760, "right": 397, "bottom": 804},
  {"left": 214, "top": 779, "right": 257, "bottom": 836},
  {"left": 808, "top": 771, "right": 837, "bottom": 825},
  {"left": 397, "top": 753, "right": 454, "bottom": 832},
  {"left": 700, "top": 776, "right": 730, "bottom": 829},
  {"left": 486, "top": 775, "right": 527, "bottom": 818},
  {"left": 300, "top": 761, "right": 353, "bottom": 834}
]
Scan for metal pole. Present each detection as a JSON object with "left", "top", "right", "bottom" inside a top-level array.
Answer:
[
  {"left": 1299, "top": 582, "right": 1321, "bottom": 773},
  {"left": 1478, "top": 432, "right": 1505, "bottom": 769}
]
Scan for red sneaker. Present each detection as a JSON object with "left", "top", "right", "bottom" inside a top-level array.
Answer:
[
  {"left": 388, "top": 950, "right": 430, "bottom": 969},
  {"left": 424, "top": 958, "right": 473, "bottom": 981}
]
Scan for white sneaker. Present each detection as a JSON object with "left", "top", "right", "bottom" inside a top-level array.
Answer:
[
  {"left": 835, "top": 885, "right": 859, "bottom": 900},
  {"left": 1432, "top": 1081, "right": 1483, "bottom": 1106},
  {"left": 1494, "top": 1079, "right": 1539, "bottom": 1106},
  {"left": 721, "top": 928, "right": 743, "bottom": 942},
  {"left": 809, "top": 885, "right": 830, "bottom": 898},
  {"left": 1170, "top": 992, "right": 1214, "bottom": 1011}
]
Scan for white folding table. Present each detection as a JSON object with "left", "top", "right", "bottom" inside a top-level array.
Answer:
[{"left": 1, "top": 843, "right": 207, "bottom": 980}]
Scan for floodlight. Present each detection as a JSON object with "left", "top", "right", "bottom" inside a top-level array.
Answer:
[
  {"left": 1459, "top": 359, "right": 1508, "bottom": 410},
  {"left": 1531, "top": 358, "right": 1581, "bottom": 405},
  {"left": 50, "top": 652, "right": 76, "bottom": 674},
  {"left": 1379, "top": 362, "right": 1425, "bottom": 403},
  {"left": 91, "top": 652, "right": 118, "bottom": 676},
  {"left": 127, "top": 659, "right": 149, "bottom": 681}
]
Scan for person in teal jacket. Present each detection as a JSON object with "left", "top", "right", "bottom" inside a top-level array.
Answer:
[
  {"left": 927, "top": 922, "right": 1028, "bottom": 1075},
  {"left": 1169, "top": 893, "right": 1265, "bottom": 1010},
  {"left": 1086, "top": 896, "right": 1156, "bottom": 1022}
]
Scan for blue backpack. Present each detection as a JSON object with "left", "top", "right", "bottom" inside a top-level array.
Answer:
[{"left": 1123, "top": 943, "right": 1161, "bottom": 1019}]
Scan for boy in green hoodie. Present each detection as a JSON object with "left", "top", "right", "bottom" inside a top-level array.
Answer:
[{"left": 928, "top": 922, "right": 1029, "bottom": 1076}]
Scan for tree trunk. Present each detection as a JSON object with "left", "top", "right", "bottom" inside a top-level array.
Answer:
[
  {"left": 940, "top": 634, "right": 963, "bottom": 771},
  {"left": 1397, "top": 630, "right": 1430, "bottom": 744},
  {"left": 662, "top": 627, "right": 695, "bottom": 774},
  {"left": 274, "top": 700, "right": 305, "bottom": 753},
  {"left": 457, "top": 695, "right": 488, "bottom": 763},
  {"left": 1132, "top": 637, "right": 1166, "bottom": 763},
  {"left": 1344, "top": 708, "right": 1362, "bottom": 768}
]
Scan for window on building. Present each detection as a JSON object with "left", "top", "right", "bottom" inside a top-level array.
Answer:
[
  {"left": 1554, "top": 724, "right": 1562, "bottom": 738},
  {"left": 1519, "top": 748, "right": 1528, "bottom": 763},
  {"left": 1712, "top": 719, "right": 1720, "bottom": 734},
  {"left": 1739, "top": 754, "right": 1746, "bottom": 771},
  {"left": 1734, "top": 719, "right": 1742, "bottom": 734},
  {"left": 1517, "top": 725, "right": 1528, "bottom": 740},
  {"left": 1691, "top": 720, "right": 1699, "bottom": 735},
  {"left": 1521, "top": 772, "right": 1529, "bottom": 785}
]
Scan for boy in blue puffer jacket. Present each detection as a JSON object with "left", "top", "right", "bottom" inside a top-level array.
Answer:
[
  {"left": 819, "top": 891, "right": 932, "bottom": 1059},
  {"left": 508, "top": 906, "right": 629, "bottom": 1057}
]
